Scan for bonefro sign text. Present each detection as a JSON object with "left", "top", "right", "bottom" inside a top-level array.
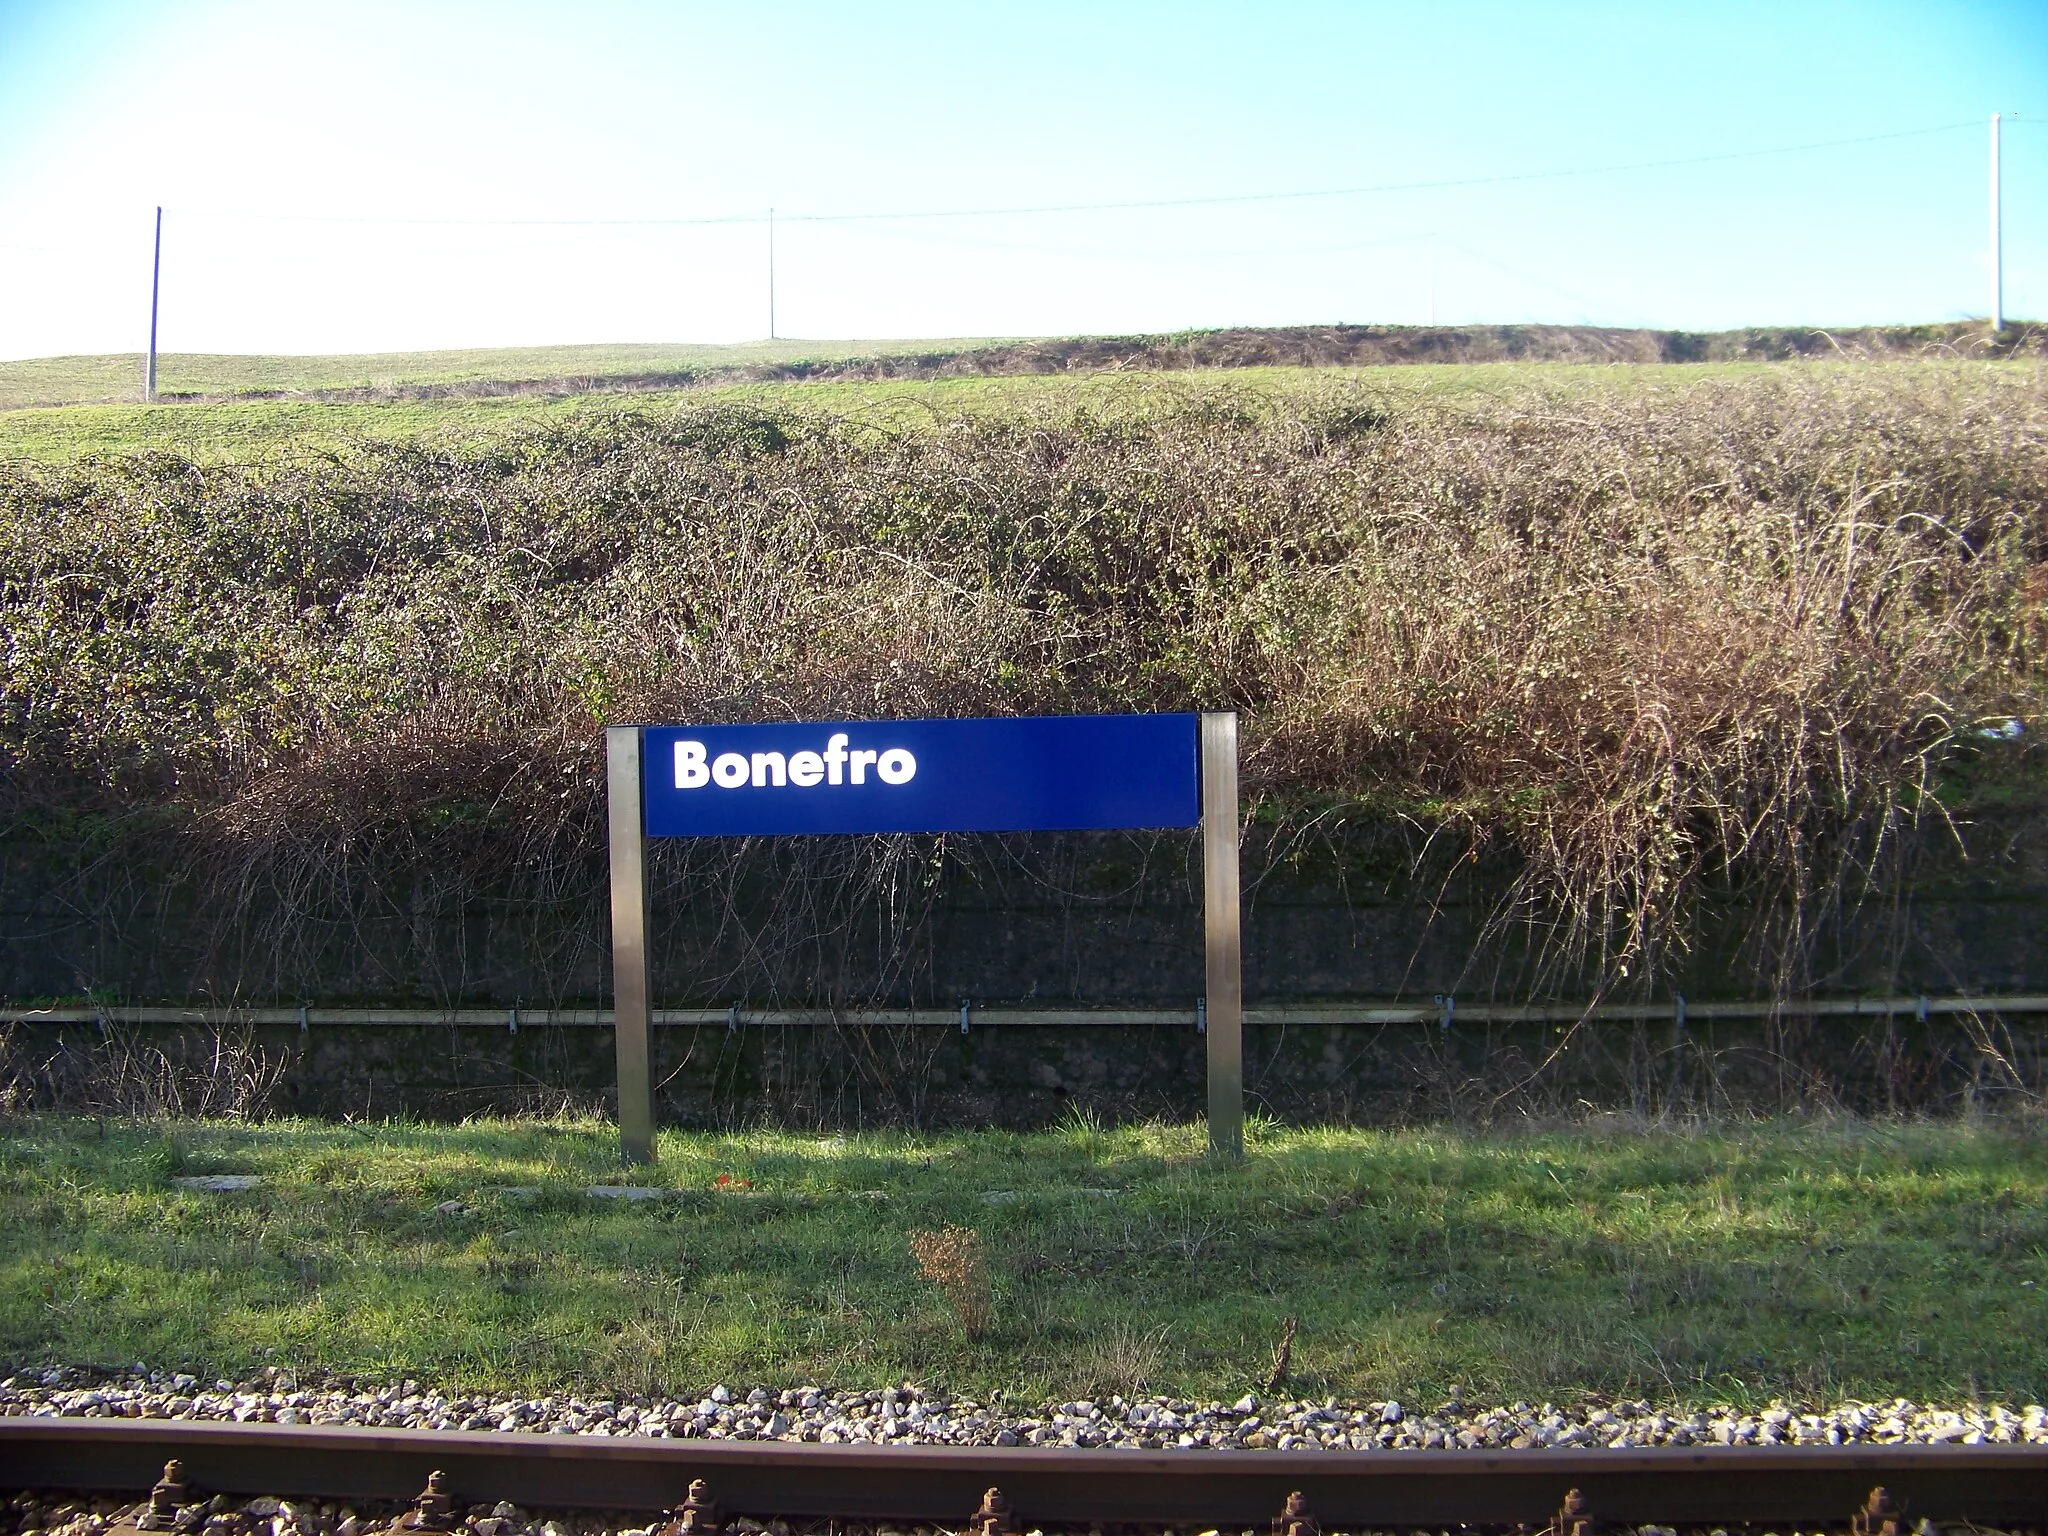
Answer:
[{"left": 642, "top": 714, "right": 1199, "bottom": 838}]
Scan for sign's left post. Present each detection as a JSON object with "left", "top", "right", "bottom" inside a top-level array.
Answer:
[{"left": 605, "top": 726, "right": 656, "bottom": 1164}]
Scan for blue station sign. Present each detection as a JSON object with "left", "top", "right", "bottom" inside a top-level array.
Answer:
[{"left": 641, "top": 714, "right": 1200, "bottom": 837}]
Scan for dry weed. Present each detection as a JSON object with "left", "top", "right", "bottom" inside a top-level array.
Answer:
[
  {"left": 0, "top": 1025, "right": 286, "bottom": 1118},
  {"left": 1079, "top": 1321, "right": 1171, "bottom": 1397},
  {"left": 908, "top": 1224, "right": 992, "bottom": 1337}
]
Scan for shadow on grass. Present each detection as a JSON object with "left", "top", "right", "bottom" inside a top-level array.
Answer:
[{"left": 0, "top": 1113, "right": 2041, "bottom": 1407}]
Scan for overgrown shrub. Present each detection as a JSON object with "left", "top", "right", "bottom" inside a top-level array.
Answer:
[{"left": 2, "top": 369, "right": 2043, "bottom": 1001}]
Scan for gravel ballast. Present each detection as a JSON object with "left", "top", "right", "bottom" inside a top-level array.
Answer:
[{"left": 3, "top": 1367, "right": 2045, "bottom": 1451}]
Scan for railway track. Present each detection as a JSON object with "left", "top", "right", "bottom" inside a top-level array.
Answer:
[{"left": 2, "top": 1419, "right": 2043, "bottom": 1530}]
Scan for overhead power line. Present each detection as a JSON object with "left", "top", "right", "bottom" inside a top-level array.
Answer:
[{"left": 172, "top": 120, "right": 1980, "bottom": 231}]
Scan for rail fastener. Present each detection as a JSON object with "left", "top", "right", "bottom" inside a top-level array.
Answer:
[
  {"left": 392, "top": 1470, "right": 462, "bottom": 1534},
  {"left": 1852, "top": 1484, "right": 1907, "bottom": 1536},
  {"left": 1553, "top": 1486, "right": 1593, "bottom": 1536},
  {"left": 964, "top": 1488, "right": 1015, "bottom": 1536},
  {"left": 103, "top": 1460, "right": 190, "bottom": 1536},
  {"left": 659, "top": 1478, "right": 723, "bottom": 1536},
  {"left": 1271, "top": 1489, "right": 1317, "bottom": 1536}
]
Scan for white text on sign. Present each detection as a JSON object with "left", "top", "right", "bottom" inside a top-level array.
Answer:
[{"left": 674, "top": 732, "right": 918, "bottom": 791}]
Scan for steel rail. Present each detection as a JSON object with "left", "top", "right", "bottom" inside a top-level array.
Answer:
[
  {"left": 3, "top": 1419, "right": 2045, "bottom": 1526},
  {"left": 7, "top": 993, "right": 2048, "bottom": 1030}
]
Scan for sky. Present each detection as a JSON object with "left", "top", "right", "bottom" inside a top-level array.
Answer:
[{"left": 0, "top": 0, "right": 2042, "bottom": 358}]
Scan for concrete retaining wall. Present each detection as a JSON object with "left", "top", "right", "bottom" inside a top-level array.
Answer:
[{"left": 5, "top": 808, "right": 2044, "bottom": 1124}]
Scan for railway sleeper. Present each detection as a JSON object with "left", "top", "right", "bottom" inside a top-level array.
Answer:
[
  {"left": 23, "top": 1455, "right": 2009, "bottom": 1536},
  {"left": 336, "top": 1472, "right": 1944, "bottom": 1536}
]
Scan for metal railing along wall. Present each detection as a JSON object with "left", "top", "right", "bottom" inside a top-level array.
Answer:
[{"left": 5, "top": 994, "right": 2046, "bottom": 1032}]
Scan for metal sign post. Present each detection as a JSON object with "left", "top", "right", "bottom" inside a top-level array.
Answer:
[
  {"left": 606, "top": 727, "right": 656, "bottom": 1163},
  {"left": 1201, "top": 711, "right": 1243, "bottom": 1159},
  {"left": 602, "top": 711, "right": 1242, "bottom": 1164}
]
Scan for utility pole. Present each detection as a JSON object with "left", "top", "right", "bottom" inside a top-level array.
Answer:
[
  {"left": 1427, "top": 238, "right": 1436, "bottom": 327},
  {"left": 767, "top": 206, "right": 776, "bottom": 340},
  {"left": 146, "top": 206, "right": 162, "bottom": 403},
  {"left": 1990, "top": 113, "right": 2003, "bottom": 333}
]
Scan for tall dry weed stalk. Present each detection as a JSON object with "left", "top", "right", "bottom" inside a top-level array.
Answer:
[
  {"left": 0, "top": 1025, "right": 285, "bottom": 1118},
  {"left": 2, "top": 371, "right": 2044, "bottom": 1015},
  {"left": 908, "top": 1224, "right": 992, "bottom": 1337}
]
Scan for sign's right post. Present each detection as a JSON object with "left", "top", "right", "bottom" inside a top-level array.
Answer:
[{"left": 1200, "top": 711, "right": 1244, "bottom": 1159}]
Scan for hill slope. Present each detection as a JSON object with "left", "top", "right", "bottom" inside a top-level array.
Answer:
[{"left": 2, "top": 320, "right": 2034, "bottom": 410}]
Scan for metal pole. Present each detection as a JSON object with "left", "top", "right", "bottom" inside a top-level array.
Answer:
[
  {"left": 1990, "top": 113, "right": 2003, "bottom": 333},
  {"left": 1200, "top": 711, "right": 1243, "bottom": 1159},
  {"left": 146, "top": 206, "right": 162, "bottom": 403},
  {"left": 767, "top": 206, "right": 776, "bottom": 341},
  {"left": 606, "top": 726, "right": 656, "bottom": 1163}
]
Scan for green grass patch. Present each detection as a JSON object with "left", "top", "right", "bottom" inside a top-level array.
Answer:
[
  {"left": 1, "top": 358, "right": 2015, "bottom": 466},
  {"left": 2, "top": 1115, "right": 2041, "bottom": 1407},
  {"left": 0, "top": 340, "right": 1029, "bottom": 411}
]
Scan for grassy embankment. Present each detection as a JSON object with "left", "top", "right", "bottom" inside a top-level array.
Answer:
[
  {"left": 4, "top": 319, "right": 2029, "bottom": 412},
  {"left": 1, "top": 359, "right": 1857, "bottom": 466},
  {"left": 0, "top": 340, "right": 1028, "bottom": 409},
  {"left": 1, "top": 1115, "right": 2042, "bottom": 1407}
]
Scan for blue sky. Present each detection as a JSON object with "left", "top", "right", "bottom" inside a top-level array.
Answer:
[{"left": 0, "top": 0, "right": 2040, "bottom": 357}]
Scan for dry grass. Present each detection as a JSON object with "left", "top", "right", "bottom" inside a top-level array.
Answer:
[
  {"left": 1075, "top": 1321, "right": 1172, "bottom": 1397},
  {"left": 1, "top": 365, "right": 2043, "bottom": 1006},
  {"left": 908, "top": 1224, "right": 993, "bottom": 1338},
  {"left": 0, "top": 1026, "right": 286, "bottom": 1119}
]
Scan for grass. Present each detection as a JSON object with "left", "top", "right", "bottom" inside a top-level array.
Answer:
[
  {"left": 2, "top": 358, "right": 2004, "bottom": 466},
  {"left": 0, "top": 340, "right": 1026, "bottom": 411},
  {"left": 6, "top": 319, "right": 2031, "bottom": 412},
  {"left": 1, "top": 1114, "right": 2043, "bottom": 1407}
]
